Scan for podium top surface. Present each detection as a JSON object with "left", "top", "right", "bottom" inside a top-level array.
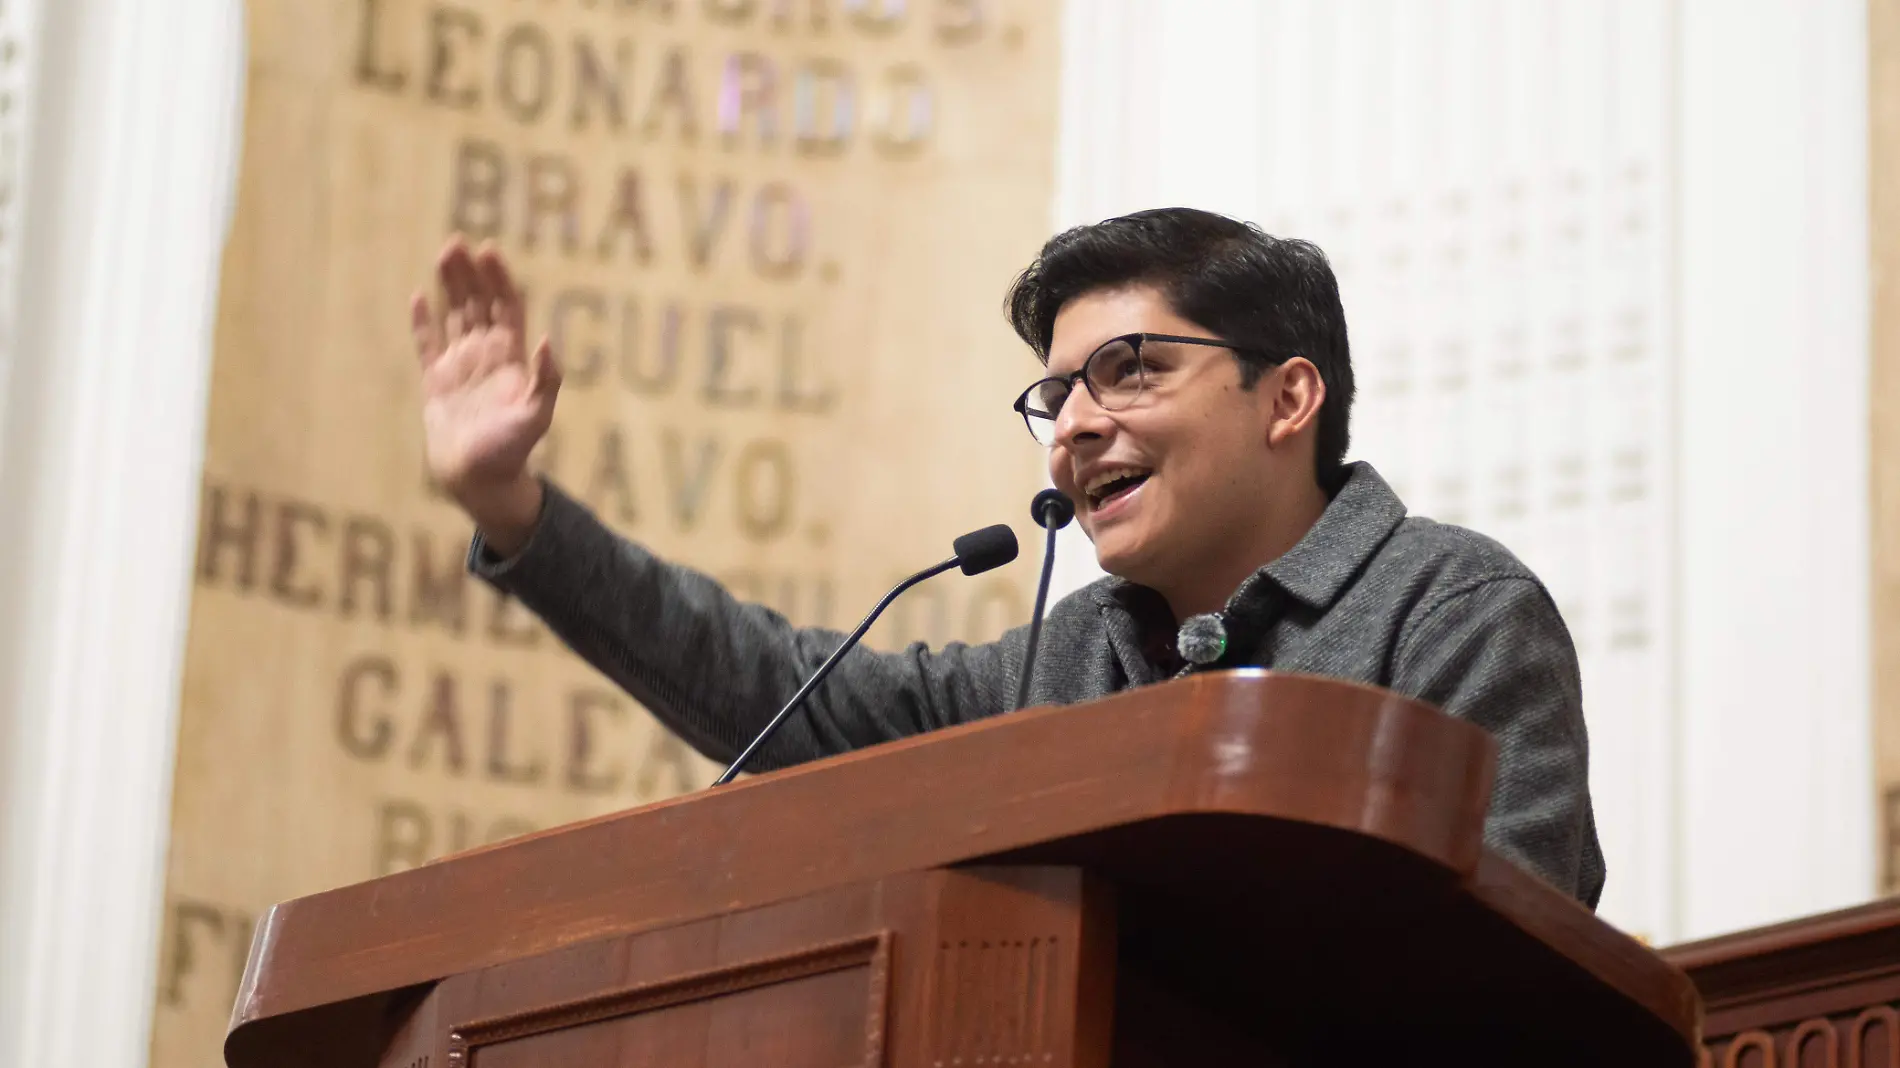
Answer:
[{"left": 229, "top": 670, "right": 1699, "bottom": 1062}]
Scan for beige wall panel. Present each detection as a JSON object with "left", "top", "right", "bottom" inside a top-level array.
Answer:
[
  {"left": 1877, "top": 0, "right": 1900, "bottom": 893},
  {"left": 148, "top": 2, "right": 1060, "bottom": 1065}
]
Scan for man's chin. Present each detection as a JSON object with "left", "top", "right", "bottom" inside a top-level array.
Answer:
[{"left": 1094, "top": 540, "right": 1157, "bottom": 585}]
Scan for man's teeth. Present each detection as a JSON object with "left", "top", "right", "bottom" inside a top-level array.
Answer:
[{"left": 1084, "top": 466, "right": 1151, "bottom": 502}]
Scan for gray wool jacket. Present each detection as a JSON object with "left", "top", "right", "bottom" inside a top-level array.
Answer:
[{"left": 471, "top": 461, "right": 1606, "bottom": 908}]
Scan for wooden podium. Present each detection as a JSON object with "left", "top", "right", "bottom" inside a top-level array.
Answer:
[{"left": 225, "top": 671, "right": 1700, "bottom": 1067}]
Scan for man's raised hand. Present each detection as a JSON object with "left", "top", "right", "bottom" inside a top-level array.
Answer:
[{"left": 411, "top": 237, "right": 560, "bottom": 555}]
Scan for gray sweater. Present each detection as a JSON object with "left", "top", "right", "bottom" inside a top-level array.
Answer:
[{"left": 471, "top": 461, "right": 1606, "bottom": 908}]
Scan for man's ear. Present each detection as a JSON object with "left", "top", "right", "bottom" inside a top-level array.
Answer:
[{"left": 1264, "top": 358, "right": 1326, "bottom": 449}]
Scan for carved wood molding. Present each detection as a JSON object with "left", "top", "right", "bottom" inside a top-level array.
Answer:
[
  {"left": 444, "top": 931, "right": 893, "bottom": 1067},
  {"left": 928, "top": 936, "right": 1063, "bottom": 1066},
  {"left": 1671, "top": 899, "right": 1900, "bottom": 1034},
  {"left": 1696, "top": 1003, "right": 1900, "bottom": 1068}
]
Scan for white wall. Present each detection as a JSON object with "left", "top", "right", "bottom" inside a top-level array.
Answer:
[
  {"left": 0, "top": 2, "right": 244, "bottom": 1067},
  {"left": 1675, "top": 0, "right": 1873, "bottom": 938},
  {"left": 1053, "top": 0, "right": 1872, "bottom": 944}
]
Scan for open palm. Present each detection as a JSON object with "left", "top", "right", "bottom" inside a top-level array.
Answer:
[{"left": 410, "top": 238, "right": 561, "bottom": 498}]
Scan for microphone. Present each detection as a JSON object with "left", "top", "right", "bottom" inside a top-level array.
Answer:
[
  {"left": 1013, "top": 489, "right": 1075, "bottom": 710},
  {"left": 713, "top": 522, "right": 1019, "bottom": 785},
  {"left": 1177, "top": 612, "right": 1228, "bottom": 666},
  {"left": 952, "top": 524, "right": 1020, "bottom": 575}
]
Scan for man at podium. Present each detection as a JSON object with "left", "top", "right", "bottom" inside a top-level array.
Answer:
[{"left": 408, "top": 207, "right": 1605, "bottom": 910}]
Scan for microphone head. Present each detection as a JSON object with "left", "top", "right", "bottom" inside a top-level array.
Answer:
[
  {"left": 1177, "top": 613, "right": 1229, "bottom": 666},
  {"left": 1030, "top": 488, "right": 1076, "bottom": 530},
  {"left": 952, "top": 524, "right": 1019, "bottom": 576}
]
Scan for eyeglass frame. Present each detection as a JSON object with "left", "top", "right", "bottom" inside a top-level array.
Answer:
[{"left": 1010, "top": 332, "right": 1283, "bottom": 445}]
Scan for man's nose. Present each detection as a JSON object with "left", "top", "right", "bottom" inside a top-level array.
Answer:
[{"left": 1053, "top": 384, "right": 1114, "bottom": 448}]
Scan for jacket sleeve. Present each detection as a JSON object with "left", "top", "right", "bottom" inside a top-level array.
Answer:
[
  {"left": 1389, "top": 577, "right": 1604, "bottom": 907},
  {"left": 468, "top": 480, "right": 1022, "bottom": 771}
]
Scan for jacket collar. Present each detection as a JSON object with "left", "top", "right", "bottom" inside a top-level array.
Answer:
[{"left": 1257, "top": 461, "right": 1409, "bottom": 611}]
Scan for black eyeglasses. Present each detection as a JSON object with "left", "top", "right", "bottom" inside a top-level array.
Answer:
[{"left": 1011, "top": 332, "right": 1275, "bottom": 446}]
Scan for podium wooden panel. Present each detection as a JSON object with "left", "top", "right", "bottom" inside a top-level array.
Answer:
[
  {"left": 226, "top": 671, "right": 1700, "bottom": 1066},
  {"left": 1665, "top": 896, "right": 1900, "bottom": 1066}
]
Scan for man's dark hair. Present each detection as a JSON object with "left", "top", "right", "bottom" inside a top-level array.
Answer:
[{"left": 1004, "top": 207, "right": 1354, "bottom": 488}]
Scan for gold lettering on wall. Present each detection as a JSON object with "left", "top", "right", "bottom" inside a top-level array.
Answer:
[{"left": 149, "top": 2, "right": 1057, "bottom": 1067}]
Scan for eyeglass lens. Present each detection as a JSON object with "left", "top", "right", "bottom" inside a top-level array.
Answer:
[{"left": 1025, "top": 337, "right": 1146, "bottom": 445}]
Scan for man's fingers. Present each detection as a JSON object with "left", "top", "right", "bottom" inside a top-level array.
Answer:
[
  {"left": 437, "top": 238, "right": 489, "bottom": 331},
  {"left": 528, "top": 336, "right": 562, "bottom": 398},
  {"left": 436, "top": 237, "right": 473, "bottom": 315},
  {"left": 410, "top": 292, "right": 445, "bottom": 368},
  {"left": 475, "top": 245, "right": 526, "bottom": 337}
]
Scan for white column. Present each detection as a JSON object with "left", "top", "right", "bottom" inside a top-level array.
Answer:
[
  {"left": 0, "top": 0, "right": 41, "bottom": 448},
  {"left": 1673, "top": 0, "right": 1873, "bottom": 940},
  {"left": 0, "top": 2, "right": 244, "bottom": 1067}
]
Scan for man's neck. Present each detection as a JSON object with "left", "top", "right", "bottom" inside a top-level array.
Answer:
[{"left": 1161, "top": 474, "right": 1333, "bottom": 620}]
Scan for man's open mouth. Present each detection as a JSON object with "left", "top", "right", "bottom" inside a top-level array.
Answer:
[{"left": 1084, "top": 466, "right": 1153, "bottom": 509}]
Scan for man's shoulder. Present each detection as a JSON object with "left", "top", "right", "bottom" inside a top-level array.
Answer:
[{"left": 1371, "top": 514, "right": 1550, "bottom": 610}]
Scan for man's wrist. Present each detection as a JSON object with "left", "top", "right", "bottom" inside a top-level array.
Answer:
[{"left": 457, "top": 473, "right": 544, "bottom": 558}]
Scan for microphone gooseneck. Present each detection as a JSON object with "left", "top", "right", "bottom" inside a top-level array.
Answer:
[
  {"left": 714, "top": 523, "right": 1020, "bottom": 785},
  {"left": 1013, "top": 489, "right": 1075, "bottom": 711},
  {"left": 1177, "top": 612, "right": 1229, "bottom": 666}
]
